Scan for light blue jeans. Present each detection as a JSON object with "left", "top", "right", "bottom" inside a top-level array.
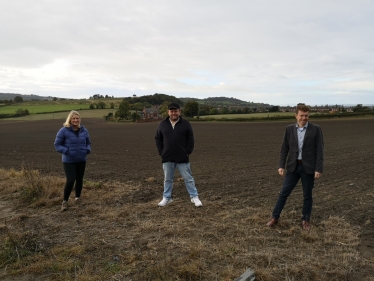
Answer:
[{"left": 162, "top": 162, "right": 198, "bottom": 199}]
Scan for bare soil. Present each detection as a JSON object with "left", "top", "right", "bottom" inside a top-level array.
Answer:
[{"left": 0, "top": 118, "right": 373, "bottom": 280}]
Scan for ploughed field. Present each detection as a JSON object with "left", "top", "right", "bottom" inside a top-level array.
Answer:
[{"left": 0, "top": 118, "right": 373, "bottom": 280}]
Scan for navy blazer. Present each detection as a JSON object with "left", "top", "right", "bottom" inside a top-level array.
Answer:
[{"left": 278, "top": 122, "right": 324, "bottom": 174}]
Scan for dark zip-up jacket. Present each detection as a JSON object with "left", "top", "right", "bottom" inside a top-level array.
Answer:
[
  {"left": 54, "top": 125, "right": 91, "bottom": 163},
  {"left": 155, "top": 117, "right": 194, "bottom": 163}
]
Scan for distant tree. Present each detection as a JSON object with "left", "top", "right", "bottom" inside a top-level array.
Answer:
[
  {"left": 97, "top": 101, "right": 106, "bottom": 109},
  {"left": 104, "top": 112, "right": 114, "bottom": 121},
  {"left": 130, "top": 112, "right": 141, "bottom": 122},
  {"left": 110, "top": 102, "right": 114, "bottom": 109},
  {"left": 89, "top": 103, "right": 95, "bottom": 109},
  {"left": 52, "top": 97, "right": 58, "bottom": 101},
  {"left": 199, "top": 105, "right": 211, "bottom": 116},
  {"left": 210, "top": 108, "right": 218, "bottom": 115},
  {"left": 105, "top": 95, "right": 109, "bottom": 98},
  {"left": 14, "top": 96, "right": 23, "bottom": 103},
  {"left": 353, "top": 104, "right": 361, "bottom": 112},
  {"left": 184, "top": 101, "right": 199, "bottom": 117},
  {"left": 159, "top": 101, "right": 171, "bottom": 117},
  {"left": 132, "top": 102, "right": 145, "bottom": 111},
  {"left": 229, "top": 108, "right": 237, "bottom": 114},
  {"left": 221, "top": 106, "right": 229, "bottom": 114},
  {"left": 15, "top": 108, "right": 29, "bottom": 115},
  {"left": 242, "top": 107, "right": 250, "bottom": 114},
  {"left": 352, "top": 104, "right": 370, "bottom": 112},
  {"left": 124, "top": 93, "right": 182, "bottom": 107},
  {"left": 115, "top": 99, "right": 130, "bottom": 119},
  {"left": 269, "top": 106, "right": 280, "bottom": 112}
]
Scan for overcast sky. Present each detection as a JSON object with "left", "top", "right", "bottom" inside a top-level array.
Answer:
[{"left": 1, "top": 1, "right": 373, "bottom": 105}]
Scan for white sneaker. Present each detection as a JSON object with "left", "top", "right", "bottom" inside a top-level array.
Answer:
[
  {"left": 191, "top": 196, "right": 202, "bottom": 207},
  {"left": 158, "top": 197, "right": 173, "bottom": 206}
]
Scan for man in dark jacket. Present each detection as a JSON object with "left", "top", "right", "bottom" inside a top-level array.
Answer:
[
  {"left": 267, "top": 103, "right": 324, "bottom": 230},
  {"left": 155, "top": 103, "right": 202, "bottom": 207}
]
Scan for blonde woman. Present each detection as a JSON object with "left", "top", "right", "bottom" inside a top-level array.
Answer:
[{"left": 54, "top": 111, "right": 91, "bottom": 211}]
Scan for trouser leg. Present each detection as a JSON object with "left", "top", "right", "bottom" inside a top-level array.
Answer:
[
  {"left": 63, "top": 162, "right": 77, "bottom": 201},
  {"left": 271, "top": 170, "right": 300, "bottom": 220},
  {"left": 177, "top": 163, "right": 198, "bottom": 198},
  {"left": 74, "top": 161, "right": 86, "bottom": 198},
  {"left": 300, "top": 169, "right": 315, "bottom": 221},
  {"left": 162, "top": 162, "right": 176, "bottom": 199}
]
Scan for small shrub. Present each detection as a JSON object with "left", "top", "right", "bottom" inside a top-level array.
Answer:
[
  {"left": 0, "top": 231, "right": 42, "bottom": 266},
  {"left": 19, "top": 163, "right": 45, "bottom": 204}
]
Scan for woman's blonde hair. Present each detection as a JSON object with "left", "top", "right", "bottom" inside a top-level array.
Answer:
[{"left": 63, "top": 110, "right": 81, "bottom": 128}]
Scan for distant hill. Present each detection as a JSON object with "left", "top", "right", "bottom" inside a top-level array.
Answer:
[
  {"left": 1, "top": 92, "right": 272, "bottom": 108},
  {"left": 0, "top": 93, "right": 54, "bottom": 101},
  {"left": 121, "top": 93, "right": 183, "bottom": 105},
  {"left": 179, "top": 96, "right": 270, "bottom": 107}
]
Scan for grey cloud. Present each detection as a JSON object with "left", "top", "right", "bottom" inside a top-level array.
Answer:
[{"left": 0, "top": 0, "right": 373, "bottom": 105}]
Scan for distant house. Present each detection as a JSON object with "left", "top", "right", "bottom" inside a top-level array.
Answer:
[
  {"left": 138, "top": 107, "right": 162, "bottom": 122},
  {"left": 136, "top": 111, "right": 145, "bottom": 119}
]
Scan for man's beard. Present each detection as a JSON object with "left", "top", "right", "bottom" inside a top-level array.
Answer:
[{"left": 170, "top": 115, "right": 179, "bottom": 121}]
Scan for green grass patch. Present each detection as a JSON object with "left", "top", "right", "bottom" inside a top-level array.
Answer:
[
  {"left": 199, "top": 112, "right": 297, "bottom": 119},
  {"left": 0, "top": 109, "right": 117, "bottom": 121},
  {"left": 0, "top": 104, "right": 91, "bottom": 114},
  {"left": 192, "top": 111, "right": 374, "bottom": 122}
]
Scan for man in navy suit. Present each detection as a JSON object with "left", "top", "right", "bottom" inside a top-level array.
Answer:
[{"left": 267, "top": 103, "right": 324, "bottom": 230}]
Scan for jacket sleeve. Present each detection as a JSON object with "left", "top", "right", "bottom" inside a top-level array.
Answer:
[
  {"left": 278, "top": 127, "right": 290, "bottom": 169},
  {"left": 185, "top": 122, "right": 194, "bottom": 155},
  {"left": 86, "top": 130, "right": 92, "bottom": 154},
  {"left": 155, "top": 123, "right": 164, "bottom": 155},
  {"left": 314, "top": 125, "right": 324, "bottom": 173},
  {"left": 54, "top": 128, "right": 69, "bottom": 155}
]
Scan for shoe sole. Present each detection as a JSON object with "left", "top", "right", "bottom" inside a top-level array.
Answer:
[
  {"left": 191, "top": 199, "right": 202, "bottom": 207},
  {"left": 158, "top": 200, "right": 173, "bottom": 206}
]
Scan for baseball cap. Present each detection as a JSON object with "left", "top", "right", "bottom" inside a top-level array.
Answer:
[{"left": 168, "top": 103, "right": 180, "bottom": 110}]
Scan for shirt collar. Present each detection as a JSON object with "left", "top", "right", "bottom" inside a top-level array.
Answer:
[{"left": 296, "top": 122, "right": 308, "bottom": 129}]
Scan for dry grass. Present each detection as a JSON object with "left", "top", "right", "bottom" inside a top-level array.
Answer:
[{"left": 0, "top": 167, "right": 372, "bottom": 281}]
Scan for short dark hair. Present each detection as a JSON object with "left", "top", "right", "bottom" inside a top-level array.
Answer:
[{"left": 296, "top": 103, "right": 310, "bottom": 113}]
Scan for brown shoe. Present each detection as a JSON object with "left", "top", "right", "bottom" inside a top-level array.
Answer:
[
  {"left": 266, "top": 218, "right": 278, "bottom": 227},
  {"left": 61, "top": 200, "right": 68, "bottom": 211},
  {"left": 302, "top": 220, "right": 311, "bottom": 231}
]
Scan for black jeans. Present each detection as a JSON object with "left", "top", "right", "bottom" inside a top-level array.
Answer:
[
  {"left": 63, "top": 161, "right": 86, "bottom": 201},
  {"left": 271, "top": 163, "right": 315, "bottom": 221}
]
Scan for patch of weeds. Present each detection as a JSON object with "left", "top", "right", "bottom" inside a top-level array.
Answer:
[
  {"left": 0, "top": 230, "right": 43, "bottom": 267},
  {"left": 8, "top": 168, "right": 23, "bottom": 178},
  {"left": 19, "top": 162, "right": 45, "bottom": 204},
  {"left": 105, "top": 260, "right": 121, "bottom": 273},
  {"left": 145, "top": 262, "right": 173, "bottom": 280},
  {"left": 84, "top": 180, "right": 103, "bottom": 189},
  {"left": 224, "top": 244, "right": 238, "bottom": 256},
  {"left": 20, "top": 184, "right": 44, "bottom": 204}
]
